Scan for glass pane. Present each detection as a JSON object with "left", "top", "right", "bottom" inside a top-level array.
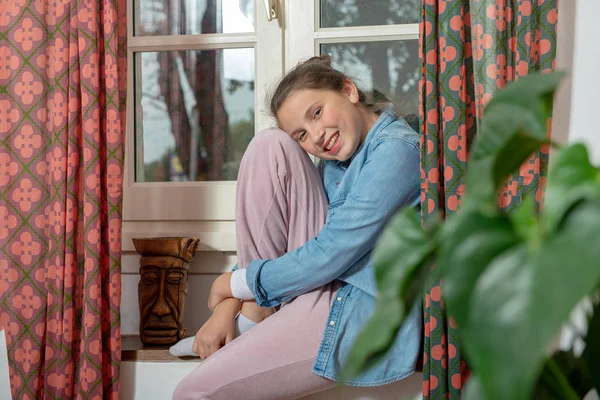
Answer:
[
  {"left": 136, "top": 0, "right": 255, "bottom": 36},
  {"left": 321, "top": 41, "right": 419, "bottom": 125},
  {"left": 135, "top": 48, "right": 255, "bottom": 182},
  {"left": 320, "top": 0, "right": 419, "bottom": 28}
]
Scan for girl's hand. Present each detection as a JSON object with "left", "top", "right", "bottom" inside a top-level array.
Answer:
[
  {"left": 193, "top": 298, "right": 240, "bottom": 359},
  {"left": 208, "top": 272, "right": 234, "bottom": 311}
]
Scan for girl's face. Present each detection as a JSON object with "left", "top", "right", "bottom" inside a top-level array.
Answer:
[{"left": 276, "top": 80, "right": 374, "bottom": 161}]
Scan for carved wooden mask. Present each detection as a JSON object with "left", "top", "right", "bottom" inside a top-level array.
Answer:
[{"left": 138, "top": 256, "right": 189, "bottom": 345}]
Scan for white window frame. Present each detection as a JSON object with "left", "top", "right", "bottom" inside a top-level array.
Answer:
[
  {"left": 286, "top": 0, "right": 419, "bottom": 71},
  {"left": 123, "top": 0, "right": 283, "bottom": 220},
  {"left": 122, "top": 0, "right": 283, "bottom": 251}
]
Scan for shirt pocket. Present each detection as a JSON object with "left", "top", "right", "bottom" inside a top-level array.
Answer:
[{"left": 327, "top": 197, "right": 346, "bottom": 218}]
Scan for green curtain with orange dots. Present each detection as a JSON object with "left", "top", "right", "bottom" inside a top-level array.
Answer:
[{"left": 418, "top": 0, "right": 558, "bottom": 397}]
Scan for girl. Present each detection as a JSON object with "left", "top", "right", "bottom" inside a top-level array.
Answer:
[{"left": 172, "top": 55, "right": 422, "bottom": 400}]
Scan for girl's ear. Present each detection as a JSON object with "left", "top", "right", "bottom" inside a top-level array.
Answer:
[{"left": 342, "top": 79, "right": 360, "bottom": 104}]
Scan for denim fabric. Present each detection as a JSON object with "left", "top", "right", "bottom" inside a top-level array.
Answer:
[{"left": 245, "top": 111, "right": 422, "bottom": 386}]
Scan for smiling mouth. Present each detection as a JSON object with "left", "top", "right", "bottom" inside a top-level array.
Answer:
[{"left": 324, "top": 132, "right": 340, "bottom": 152}]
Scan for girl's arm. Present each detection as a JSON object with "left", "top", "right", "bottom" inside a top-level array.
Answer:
[{"left": 232, "top": 135, "right": 420, "bottom": 308}]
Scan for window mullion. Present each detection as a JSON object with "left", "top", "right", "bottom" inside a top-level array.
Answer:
[
  {"left": 315, "top": 24, "right": 419, "bottom": 41},
  {"left": 129, "top": 34, "right": 258, "bottom": 52}
]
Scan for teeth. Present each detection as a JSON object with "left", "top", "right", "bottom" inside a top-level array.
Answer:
[{"left": 325, "top": 133, "right": 339, "bottom": 151}]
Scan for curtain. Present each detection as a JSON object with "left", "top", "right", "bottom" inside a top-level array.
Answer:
[
  {"left": 419, "top": 0, "right": 558, "bottom": 397},
  {"left": 0, "top": 0, "right": 126, "bottom": 398}
]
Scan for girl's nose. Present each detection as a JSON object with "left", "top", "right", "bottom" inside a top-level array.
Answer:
[{"left": 311, "top": 127, "right": 325, "bottom": 145}]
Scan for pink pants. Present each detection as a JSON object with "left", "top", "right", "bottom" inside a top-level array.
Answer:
[{"left": 173, "top": 129, "right": 338, "bottom": 400}]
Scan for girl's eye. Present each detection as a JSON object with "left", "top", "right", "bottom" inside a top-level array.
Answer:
[
  {"left": 298, "top": 131, "right": 307, "bottom": 141},
  {"left": 313, "top": 108, "right": 322, "bottom": 120}
]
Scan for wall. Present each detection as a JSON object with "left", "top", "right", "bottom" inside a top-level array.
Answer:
[
  {"left": 567, "top": 0, "right": 600, "bottom": 162},
  {"left": 552, "top": 0, "right": 600, "bottom": 356},
  {"left": 552, "top": 0, "right": 600, "bottom": 157}
]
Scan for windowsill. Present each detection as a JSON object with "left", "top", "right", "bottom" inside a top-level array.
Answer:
[{"left": 122, "top": 335, "right": 202, "bottom": 363}]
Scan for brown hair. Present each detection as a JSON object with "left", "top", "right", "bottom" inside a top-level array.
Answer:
[{"left": 268, "top": 55, "right": 392, "bottom": 123}]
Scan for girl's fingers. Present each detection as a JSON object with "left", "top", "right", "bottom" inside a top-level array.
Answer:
[
  {"left": 192, "top": 337, "right": 199, "bottom": 354},
  {"left": 225, "top": 332, "right": 234, "bottom": 345}
]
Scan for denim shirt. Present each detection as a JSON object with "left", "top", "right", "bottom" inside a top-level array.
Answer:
[{"left": 245, "top": 111, "right": 422, "bottom": 386}]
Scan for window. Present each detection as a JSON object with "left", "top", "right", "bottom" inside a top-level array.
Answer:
[
  {"left": 289, "top": 0, "right": 420, "bottom": 122},
  {"left": 123, "top": 0, "right": 419, "bottom": 251}
]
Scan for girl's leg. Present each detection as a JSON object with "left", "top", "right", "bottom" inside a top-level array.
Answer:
[
  {"left": 172, "top": 285, "right": 337, "bottom": 400},
  {"left": 173, "top": 129, "right": 335, "bottom": 399},
  {"left": 234, "top": 128, "right": 328, "bottom": 267},
  {"left": 235, "top": 128, "right": 328, "bottom": 322}
]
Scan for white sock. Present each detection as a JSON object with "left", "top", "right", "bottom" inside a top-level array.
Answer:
[
  {"left": 235, "top": 313, "right": 258, "bottom": 336},
  {"left": 169, "top": 313, "right": 259, "bottom": 358},
  {"left": 169, "top": 336, "right": 197, "bottom": 357}
]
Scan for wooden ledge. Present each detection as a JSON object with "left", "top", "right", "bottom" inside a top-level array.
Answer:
[{"left": 122, "top": 335, "right": 201, "bottom": 363}]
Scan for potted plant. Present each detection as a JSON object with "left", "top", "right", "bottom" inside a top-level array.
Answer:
[{"left": 343, "top": 72, "right": 600, "bottom": 399}]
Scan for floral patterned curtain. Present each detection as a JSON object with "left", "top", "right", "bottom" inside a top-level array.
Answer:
[
  {"left": 419, "top": 0, "right": 558, "bottom": 397},
  {"left": 0, "top": 0, "right": 126, "bottom": 398}
]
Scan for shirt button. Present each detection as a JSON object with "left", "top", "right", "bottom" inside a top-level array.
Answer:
[
  {"left": 337, "top": 297, "right": 342, "bottom": 302},
  {"left": 329, "top": 320, "right": 336, "bottom": 326}
]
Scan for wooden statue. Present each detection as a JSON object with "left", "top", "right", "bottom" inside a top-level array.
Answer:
[{"left": 132, "top": 237, "right": 200, "bottom": 345}]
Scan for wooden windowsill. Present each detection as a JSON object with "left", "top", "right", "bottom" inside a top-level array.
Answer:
[{"left": 122, "top": 335, "right": 201, "bottom": 363}]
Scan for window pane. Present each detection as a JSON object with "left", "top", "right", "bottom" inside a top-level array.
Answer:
[
  {"left": 136, "top": 0, "right": 255, "bottom": 36},
  {"left": 321, "top": 41, "right": 419, "bottom": 123},
  {"left": 135, "top": 48, "right": 255, "bottom": 182},
  {"left": 320, "top": 0, "right": 419, "bottom": 28}
]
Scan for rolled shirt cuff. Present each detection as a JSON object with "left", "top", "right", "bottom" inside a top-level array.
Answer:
[{"left": 230, "top": 269, "right": 254, "bottom": 300}]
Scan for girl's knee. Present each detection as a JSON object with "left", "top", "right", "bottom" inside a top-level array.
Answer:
[
  {"left": 256, "top": 127, "right": 288, "bottom": 140},
  {"left": 250, "top": 128, "right": 298, "bottom": 154},
  {"left": 239, "top": 128, "right": 314, "bottom": 183}
]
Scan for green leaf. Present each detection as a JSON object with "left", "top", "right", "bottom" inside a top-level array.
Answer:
[
  {"left": 535, "top": 351, "right": 593, "bottom": 399},
  {"left": 583, "top": 297, "right": 600, "bottom": 391},
  {"left": 440, "top": 209, "right": 521, "bottom": 331},
  {"left": 465, "top": 108, "right": 548, "bottom": 209},
  {"left": 464, "top": 72, "right": 565, "bottom": 208},
  {"left": 374, "top": 209, "right": 440, "bottom": 297},
  {"left": 341, "top": 208, "right": 438, "bottom": 380},
  {"left": 341, "top": 296, "right": 404, "bottom": 380},
  {"left": 464, "top": 200, "right": 600, "bottom": 400},
  {"left": 464, "top": 376, "right": 486, "bottom": 400},
  {"left": 542, "top": 143, "right": 600, "bottom": 235},
  {"left": 466, "top": 105, "right": 549, "bottom": 209},
  {"left": 486, "top": 71, "right": 565, "bottom": 119},
  {"left": 464, "top": 245, "right": 533, "bottom": 400},
  {"left": 510, "top": 195, "right": 538, "bottom": 241}
]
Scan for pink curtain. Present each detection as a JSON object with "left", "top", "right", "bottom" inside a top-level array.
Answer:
[{"left": 0, "top": 0, "right": 126, "bottom": 398}]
